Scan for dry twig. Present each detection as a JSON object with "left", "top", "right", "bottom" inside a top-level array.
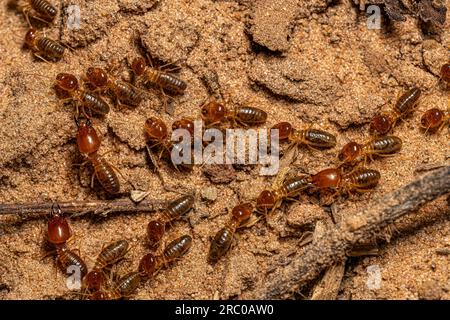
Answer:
[
  {"left": 246, "top": 166, "right": 450, "bottom": 299},
  {"left": 0, "top": 197, "right": 166, "bottom": 220}
]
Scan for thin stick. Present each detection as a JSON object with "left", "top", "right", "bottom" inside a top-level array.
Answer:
[
  {"left": 0, "top": 197, "right": 167, "bottom": 219},
  {"left": 246, "top": 166, "right": 450, "bottom": 299}
]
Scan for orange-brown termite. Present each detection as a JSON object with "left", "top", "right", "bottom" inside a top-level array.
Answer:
[
  {"left": 56, "top": 246, "right": 88, "bottom": 280},
  {"left": 83, "top": 239, "right": 130, "bottom": 292},
  {"left": 272, "top": 121, "right": 336, "bottom": 150},
  {"left": 144, "top": 117, "right": 171, "bottom": 151},
  {"left": 16, "top": 0, "right": 57, "bottom": 25},
  {"left": 56, "top": 73, "right": 110, "bottom": 117},
  {"left": 255, "top": 175, "right": 312, "bottom": 213},
  {"left": 90, "top": 271, "right": 141, "bottom": 300},
  {"left": 420, "top": 108, "right": 449, "bottom": 133},
  {"left": 24, "top": 27, "right": 65, "bottom": 61},
  {"left": 131, "top": 57, "right": 187, "bottom": 94},
  {"left": 201, "top": 99, "right": 268, "bottom": 128},
  {"left": 440, "top": 63, "right": 450, "bottom": 89},
  {"left": 85, "top": 67, "right": 144, "bottom": 107},
  {"left": 208, "top": 204, "right": 253, "bottom": 263},
  {"left": 139, "top": 235, "right": 193, "bottom": 277},
  {"left": 146, "top": 195, "right": 195, "bottom": 247},
  {"left": 172, "top": 118, "right": 195, "bottom": 138},
  {"left": 76, "top": 119, "right": 120, "bottom": 194},
  {"left": 46, "top": 205, "right": 88, "bottom": 280},
  {"left": 311, "top": 167, "right": 381, "bottom": 196},
  {"left": 338, "top": 136, "right": 403, "bottom": 165},
  {"left": 370, "top": 87, "right": 422, "bottom": 135}
]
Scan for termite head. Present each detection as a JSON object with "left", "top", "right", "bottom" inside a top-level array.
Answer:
[
  {"left": 201, "top": 100, "right": 226, "bottom": 124},
  {"left": 421, "top": 108, "right": 444, "bottom": 130},
  {"left": 338, "top": 141, "right": 362, "bottom": 163},
  {"left": 84, "top": 270, "right": 107, "bottom": 292},
  {"left": 311, "top": 168, "right": 342, "bottom": 189},
  {"left": 272, "top": 122, "right": 294, "bottom": 140},
  {"left": 89, "top": 291, "right": 109, "bottom": 300},
  {"left": 56, "top": 73, "right": 79, "bottom": 92},
  {"left": 172, "top": 118, "right": 195, "bottom": 136},
  {"left": 144, "top": 117, "right": 168, "bottom": 141},
  {"left": 256, "top": 190, "right": 276, "bottom": 212},
  {"left": 131, "top": 57, "right": 146, "bottom": 76},
  {"left": 231, "top": 203, "right": 253, "bottom": 223},
  {"left": 369, "top": 113, "right": 393, "bottom": 135},
  {"left": 147, "top": 220, "right": 165, "bottom": 247},
  {"left": 76, "top": 119, "right": 101, "bottom": 155},
  {"left": 47, "top": 204, "right": 71, "bottom": 245},
  {"left": 86, "top": 67, "right": 108, "bottom": 88},
  {"left": 24, "top": 28, "right": 38, "bottom": 47},
  {"left": 139, "top": 253, "right": 157, "bottom": 277},
  {"left": 440, "top": 63, "right": 450, "bottom": 82}
]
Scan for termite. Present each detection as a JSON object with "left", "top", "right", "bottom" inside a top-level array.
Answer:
[
  {"left": 370, "top": 87, "right": 422, "bottom": 135},
  {"left": 440, "top": 63, "right": 450, "bottom": 89},
  {"left": 24, "top": 27, "right": 65, "bottom": 62},
  {"left": 139, "top": 235, "right": 193, "bottom": 277},
  {"left": 16, "top": 0, "right": 57, "bottom": 25},
  {"left": 311, "top": 167, "right": 381, "bottom": 195},
  {"left": 76, "top": 118, "right": 121, "bottom": 194},
  {"left": 56, "top": 246, "right": 88, "bottom": 280},
  {"left": 144, "top": 117, "right": 171, "bottom": 150},
  {"left": 56, "top": 73, "right": 110, "bottom": 118},
  {"left": 338, "top": 136, "right": 403, "bottom": 165},
  {"left": 131, "top": 57, "right": 187, "bottom": 95},
  {"left": 343, "top": 168, "right": 381, "bottom": 193},
  {"left": 420, "top": 108, "right": 449, "bottom": 133},
  {"left": 172, "top": 118, "right": 195, "bottom": 140},
  {"left": 208, "top": 204, "right": 253, "bottom": 263},
  {"left": 201, "top": 99, "right": 268, "bottom": 128},
  {"left": 147, "top": 195, "right": 195, "bottom": 247},
  {"left": 256, "top": 175, "right": 312, "bottom": 213},
  {"left": 83, "top": 269, "right": 107, "bottom": 293},
  {"left": 93, "top": 240, "right": 129, "bottom": 270},
  {"left": 272, "top": 122, "right": 337, "bottom": 150},
  {"left": 90, "top": 272, "right": 141, "bottom": 300},
  {"left": 144, "top": 117, "right": 194, "bottom": 170},
  {"left": 46, "top": 205, "right": 88, "bottom": 280},
  {"left": 85, "top": 67, "right": 144, "bottom": 107}
]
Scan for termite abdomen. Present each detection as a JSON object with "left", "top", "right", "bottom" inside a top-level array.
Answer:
[
  {"left": 370, "top": 136, "right": 402, "bottom": 154},
  {"left": 81, "top": 92, "right": 110, "bottom": 116},
  {"left": 344, "top": 169, "right": 381, "bottom": 191},
  {"left": 90, "top": 154, "right": 120, "bottom": 194},
  {"left": 37, "top": 37, "right": 64, "bottom": 59},
  {"left": 163, "top": 235, "right": 193, "bottom": 261},
  {"left": 282, "top": 176, "right": 312, "bottom": 197},
  {"left": 295, "top": 129, "right": 337, "bottom": 148},
  {"left": 208, "top": 227, "right": 234, "bottom": 263},
  {"left": 31, "top": 0, "right": 57, "bottom": 20},
  {"left": 165, "top": 195, "right": 195, "bottom": 220},
  {"left": 394, "top": 87, "right": 421, "bottom": 116},
  {"left": 112, "top": 80, "right": 143, "bottom": 107},
  {"left": 115, "top": 272, "right": 141, "bottom": 297},
  {"left": 235, "top": 106, "right": 268, "bottom": 125},
  {"left": 94, "top": 240, "right": 129, "bottom": 269},
  {"left": 146, "top": 69, "right": 187, "bottom": 94},
  {"left": 56, "top": 247, "right": 88, "bottom": 279}
]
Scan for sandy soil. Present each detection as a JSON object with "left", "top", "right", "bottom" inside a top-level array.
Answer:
[{"left": 0, "top": 0, "right": 449, "bottom": 300}]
